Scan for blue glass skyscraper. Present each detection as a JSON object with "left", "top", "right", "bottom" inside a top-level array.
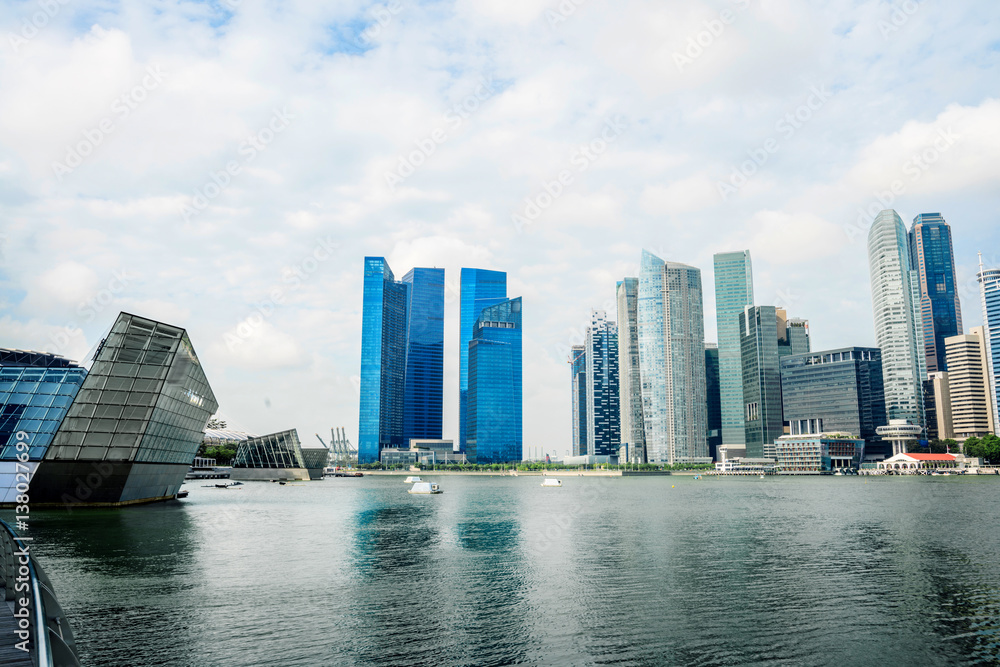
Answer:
[
  {"left": 909, "top": 213, "right": 963, "bottom": 373},
  {"left": 979, "top": 256, "right": 1000, "bottom": 434},
  {"left": 467, "top": 297, "right": 522, "bottom": 463},
  {"left": 459, "top": 268, "right": 507, "bottom": 453},
  {"left": 402, "top": 268, "right": 445, "bottom": 446},
  {"left": 714, "top": 251, "right": 754, "bottom": 445},
  {"left": 585, "top": 310, "right": 619, "bottom": 457},
  {"left": 570, "top": 345, "right": 587, "bottom": 457}
]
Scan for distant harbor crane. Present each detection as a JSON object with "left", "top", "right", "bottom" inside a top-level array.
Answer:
[{"left": 315, "top": 427, "right": 358, "bottom": 468}]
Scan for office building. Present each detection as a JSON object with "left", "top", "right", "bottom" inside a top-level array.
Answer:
[
  {"left": 774, "top": 434, "right": 866, "bottom": 473},
  {"left": 459, "top": 268, "right": 507, "bottom": 453},
  {"left": 909, "top": 213, "right": 963, "bottom": 373},
  {"left": 924, "top": 372, "right": 953, "bottom": 441},
  {"left": 402, "top": 268, "right": 445, "bottom": 446},
  {"left": 714, "top": 250, "right": 754, "bottom": 445},
  {"left": 780, "top": 347, "right": 889, "bottom": 459},
  {"left": 616, "top": 278, "right": 645, "bottom": 463},
  {"left": 467, "top": 297, "right": 522, "bottom": 463},
  {"left": 979, "top": 255, "right": 1000, "bottom": 434},
  {"left": 585, "top": 310, "right": 620, "bottom": 457},
  {"left": 867, "top": 210, "right": 926, "bottom": 428},
  {"left": 569, "top": 344, "right": 587, "bottom": 457},
  {"left": 778, "top": 312, "right": 810, "bottom": 357},
  {"left": 637, "top": 251, "right": 709, "bottom": 464},
  {"left": 944, "top": 329, "right": 993, "bottom": 439},
  {"left": 705, "top": 344, "right": 722, "bottom": 461},
  {"left": 740, "top": 306, "right": 785, "bottom": 459}
]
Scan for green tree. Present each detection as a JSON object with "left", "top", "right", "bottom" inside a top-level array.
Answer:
[
  {"left": 980, "top": 434, "right": 1000, "bottom": 464},
  {"left": 962, "top": 436, "right": 983, "bottom": 459}
]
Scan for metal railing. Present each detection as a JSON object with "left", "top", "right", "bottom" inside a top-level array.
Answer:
[{"left": 0, "top": 518, "right": 81, "bottom": 667}]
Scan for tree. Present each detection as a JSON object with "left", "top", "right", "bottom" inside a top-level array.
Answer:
[
  {"left": 980, "top": 434, "right": 1000, "bottom": 465},
  {"left": 962, "top": 437, "right": 983, "bottom": 458}
]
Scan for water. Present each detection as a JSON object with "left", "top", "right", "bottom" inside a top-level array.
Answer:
[{"left": 8, "top": 474, "right": 1000, "bottom": 666}]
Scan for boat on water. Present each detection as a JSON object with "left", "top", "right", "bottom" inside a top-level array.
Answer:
[
  {"left": 404, "top": 476, "right": 422, "bottom": 483},
  {"left": 176, "top": 490, "right": 189, "bottom": 498},
  {"left": 408, "top": 482, "right": 442, "bottom": 494},
  {"left": 541, "top": 478, "right": 562, "bottom": 487}
]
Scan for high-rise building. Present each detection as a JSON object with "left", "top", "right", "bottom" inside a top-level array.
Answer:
[
  {"left": 401, "top": 268, "right": 445, "bottom": 445},
  {"left": 909, "top": 213, "right": 963, "bottom": 373},
  {"left": 459, "top": 268, "right": 507, "bottom": 453},
  {"left": 359, "top": 257, "right": 409, "bottom": 463},
  {"left": 713, "top": 251, "right": 754, "bottom": 445},
  {"left": 585, "top": 310, "right": 620, "bottom": 457},
  {"left": 705, "top": 343, "right": 722, "bottom": 461},
  {"left": 467, "top": 297, "right": 522, "bottom": 463},
  {"left": 924, "top": 372, "right": 953, "bottom": 441},
  {"left": 616, "top": 278, "right": 645, "bottom": 463},
  {"left": 979, "top": 255, "right": 1000, "bottom": 434},
  {"left": 740, "top": 306, "right": 785, "bottom": 459},
  {"left": 569, "top": 345, "right": 587, "bottom": 457},
  {"left": 637, "top": 251, "right": 708, "bottom": 464},
  {"left": 780, "top": 347, "right": 889, "bottom": 459},
  {"left": 945, "top": 329, "right": 993, "bottom": 439},
  {"left": 777, "top": 312, "right": 810, "bottom": 357},
  {"left": 867, "top": 210, "right": 926, "bottom": 429}
]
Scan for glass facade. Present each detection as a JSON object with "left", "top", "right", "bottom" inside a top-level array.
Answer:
[
  {"left": 585, "top": 311, "right": 620, "bottom": 457},
  {"left": 705, "top": 344, "right": 722, "bottom": 461},
  {"left": 977, "top": 261, "right": 1000, "bottom": 433},
  {"left": 459, "top": 268, "right": 507, "bottom": 453},
  {"left": 713, "top": 251, "right": 754, "bottom": 445},
  {"left": 467, "top": 297, "right": 522, "bottom": 463},
  {"left": 868, "top": 210, "right": 925, "bottom": 428},
  {"left": 570, "top": 345, "right": 587, "bottom": 457},
  {"left": 909, "top": 213, "right": 963, "bottom": 374},
  {"left": 780, "top": 347, "right": 888, "bottom": 459},
  {"left": 359, "top": 257, "right": 409, "bottom": 463},
  {"left": 233, "top": 429, "right": 306, "bottom": 469},
  {"left": 774, "top": 435, "right": 866, "bottom": 472},
  {"left": 402, "top": 267, "right": 445, "bottom": 446},
  {"left": 616, "top": 278, "right": 645, "bottom": 463},
  {"left": 740, "top": 306, "right": 784, "bottom": 459}
]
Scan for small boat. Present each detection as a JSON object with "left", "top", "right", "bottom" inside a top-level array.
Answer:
[
  {"left": 279, "top": 481, "right": 286, "bottom": 485},
  {"left": 408, "top": 482, "right": 442, "bottom": 494},
  {"left": 404, "top": 476, "right": 422, "bottom": 484},
  {"left": 215, "top": 483, "right": 229, "bottom": 488},
  {"left": 541, "top": 478, "right": 562, "bottom": 487},
  {"left": 176, "top": 490, "right": 189, "bottom": 498},
  {"left": 834, "top": 471, "right": 843, "bottom": 476},
  {"left": 759, "top": 475, "right": 765, "bottom": 479}
]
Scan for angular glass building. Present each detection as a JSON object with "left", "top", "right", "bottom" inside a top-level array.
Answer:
[
  {"left": 359, "top": 257, "right": 409, "bottom": 463},
  {"left": 637, "top": 251, "right": 708, "bottom": 463},
  {"left": 402, "top": 267, "right": 445, "bottom": 446},
  {"left": 0, "top": 350, "right": 87, "bottom": 503},
  {"left": 976, "top": 256, "right": 1000, "bottom": 434},
  {"left": 705, "top": 344, "right": 722, "bottom": 461},
  {"left": 740, "top": 306, "right": 785, "bottom": 459},
  {"left": 569, "top": 345, "right": 587, "bottom": 457},
  {"left": 616, "top": 278, "right": 645, "bottom": 463},
  {"left": 231, "top": 429, "right": 325, "bottom": 481},
  {"left": 714, "top": 251, "right": 754, "bottom": 445},
  {"left": 585, "top": 310, "right": 620, "bottom": 457},
  {"left": 459, "top": 268, "right": 507, "bottom": 453},
  {"left": 467, "top": 297, "right": 522, "bottom": 463},
  {"left": 28, "top": 312, "right": 218, "bottom": 506},
  {"left": 867, "top": 210, "right": 926, "bottom": 428},
  {"left": 780, "top": 347, "right": 888, "bottom": 459},
  {"left": 909, "top": 213, "right": 963, "bottom": 373}
]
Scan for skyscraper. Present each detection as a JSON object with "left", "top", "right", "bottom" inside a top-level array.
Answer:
[
  {"left": 740, "top": 306, "right": 785, "bottom": 459},
  {"left": 637, "top": 251, "right": 708, "bottom": 464},
  {"left": 459, "top": 268, "right": 507, "bottom": 453},
  {"left": 616, "top": 278, "right": 645, "bottom": 463},
  {"left": 569, "top": 345, "right": 587, "bottom": 457},
  {"left": 585, "top": 310, "right": 620, "bottom": 457},
  {"left": 777, "top": 312, "right": 810, "bottom": 357},
  {"left": 402, "top": 268, "right": 445, "bottom": 446},
  {"left": 705, "top": 343, "right": 722, "bottom": 461},
  {"left": 909, "top": 213, "right": 963, "bottom": 373},
  {"left": 979, "top": 255, "right": 1000, "bottom": 434},
  {"left": 467, "top": 297, "right": 522, "bottom": 463},
  {"left": 359, "top": 257, "right": 409, "bottom": 463},
  {"left": 944, "top": 329, "right": 993, "bottom": 439},
  {"left": 714, "top": 251, "right": 754, "bottom": 445},
  {"left": 867, "top": 210, "right": 926, "bottom": 429}
]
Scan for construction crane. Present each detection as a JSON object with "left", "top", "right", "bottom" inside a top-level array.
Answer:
[{"left": 316, "top": 427, "right": 358, "bottom": 468}]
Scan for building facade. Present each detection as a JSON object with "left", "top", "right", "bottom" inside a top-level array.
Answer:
[
  {"left": 924, "top": 372, "right": 953, "bottom": 441},
  {"left": 979, "top": 256, "right": 1000, "bottom": 434},
  {"left": 740, "top": 306, "right": 785, "bottom": 459},
  {"left": 585, "top": 310, "right": 620, "bottom": 457},
  {"left": 569, "top": 344, "right": 587, "bottom": 458},
  {"left": 459, "top": 268, "right": 507, "bottom": 453},
  {"left": 867, "top": 210, "right": 926, "bottom": 429},
  {"left": 402, "top": 267, "right": 445, "bottom": 446},
  {"left": 616, "top": 278, "right": 645, "bottom": 463},
  {"left": 713, "top": 250, "right": 754, "bottom": 445},
  {"left": 467, "top": 297, "right": 522, "bottom": 463},
  {"left": 774, "top": 434, "right": 866, "bottom": 472},
  {"left": 909, "top": 213, "right": 963, "bottom": 373},
  {"left": 944, "top": 329, "right": 993, "bottom": 439},
  {"left": 231, "top": 429, "right": 313, "bottom": 481},
  {"left": 637, "top": 251, "right": 708, "bottom": 464},
  {"left": 778, "top": 312, "right": 810, "bottom": 357},
  {"left": 705, "top": 344, "right": 722, "bottom": 461},
  {"left": 780, "top": 347, "right": 889, "bottom": 459}
]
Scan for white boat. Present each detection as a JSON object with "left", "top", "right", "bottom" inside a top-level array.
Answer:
[
  {"left": 408, "top": 482, "right": 441, "bottom": 494},
  {"left": 541, "top": 478, "right": 562, "bottom": 487},
  {"left": 404, "top": 476, "right": 422, "bottom": 483}
]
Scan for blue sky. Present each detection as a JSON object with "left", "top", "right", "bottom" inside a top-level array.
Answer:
[{"left": 1, "top": 0, "right": 999, "bottom": 457}]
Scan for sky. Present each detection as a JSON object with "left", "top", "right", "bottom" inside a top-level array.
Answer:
[{"left": 0, "top": 0, "right": 998, "bottom": 458}]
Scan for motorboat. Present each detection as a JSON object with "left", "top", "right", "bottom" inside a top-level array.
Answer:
[
  {"left": 408, "top": 482, "right": 442, "bottom": 494},
  {"left": 541, "top": 478, "right": 562, "bottom": 487},
  {"left": 176, "top": 490, "right": 189, "bottom": 498},
  {"left": 404, "top": 476, "right": 422, "bottom": 484}
]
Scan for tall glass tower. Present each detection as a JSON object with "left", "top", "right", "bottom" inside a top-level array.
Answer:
[
  {"left": 402, "top": 268, "right": 445, "bottom": 446},
  {"left": 714, "top": 251, "right": 754, "bottom": 445},
  {"left": 909, "top": 213, "right": 963, "bottom": 373},
  {"left": 569, "top": 345, "right": 587, "bottom": 457},
  {"left": 740, "top": 306, "right": 786, "bottom": 458},
  {"left": 867, "top": 210, "right": 926, "bottom": 428},
  {"left": 585, "top": 310, "right": 620, "bottom": 457},
  {"left": 467, "top": 297, "right": 522, "bottom": 463},
  {"left": 705, "top": 344, "right": 722, "bottom": 461},
  {"left": 359, "top": 257, "right": 409, "bottom": 463},
  {"left": 616, "top": 278, "right": 645, "bottom": 463},
  {"left": 637, "top": 251, "right": 708, "bottom": 463},
  {"left": 459, "top": 268, "right": 507, "bottom": 453},
  {"left": 978, "top": 255, "right": 1000, "bottom": 434}
]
